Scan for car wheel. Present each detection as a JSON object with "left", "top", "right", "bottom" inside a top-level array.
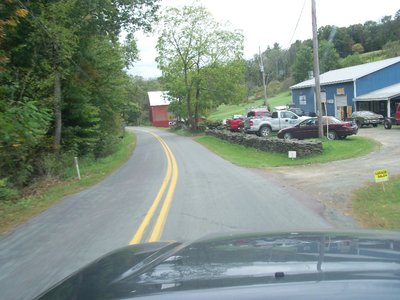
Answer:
[
  {"left": 327, "top": 130, "right": 337, "bottom": 140},
  {"left": 283, "top": 132, "right": 292, "bottom": 140},
  {"left": 373, "top": 124, "right": 378, "bottom": 127},
  {"left": 384, "top": 119, "right": 392, "bottom": 129},
  {"left": 258, "top": 125, "right": 271, "bottom": 137}
]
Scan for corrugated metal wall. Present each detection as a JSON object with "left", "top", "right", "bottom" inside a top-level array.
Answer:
[{"left": 356, "top": 62, "right": 400, "bottom": 96}]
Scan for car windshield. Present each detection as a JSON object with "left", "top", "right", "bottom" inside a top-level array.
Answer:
[
  {"left": 358, "top": 111, "right": 376, "bottom": 116},
  {"left": 323, "top": 116, "right": 342, "bottom": 124},
  {"left": 1, "top": 1, "right": 399, "bottom": 300}
]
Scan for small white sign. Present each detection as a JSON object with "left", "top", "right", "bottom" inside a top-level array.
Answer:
[{"left": 288, "top": 151, "right": 297, "bottom": 159}]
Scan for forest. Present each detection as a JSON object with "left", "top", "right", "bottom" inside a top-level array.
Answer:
[
  {"left": 1, "top": 0, "right": 399, "bottom": 201},
  {"left": 245, "top": 10, "right": 400, "bottom": 99}
]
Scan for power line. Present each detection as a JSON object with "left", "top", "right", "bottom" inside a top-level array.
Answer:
[{"left": 288, "top": 0, "right": 307, "bottom": 47}]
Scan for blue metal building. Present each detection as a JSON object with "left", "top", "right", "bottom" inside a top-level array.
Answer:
[{"left": 290, "top": 56, "right": 400, "bottom": 120}]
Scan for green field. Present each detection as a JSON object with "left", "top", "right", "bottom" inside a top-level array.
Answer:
[
  {"left": 207, "top": 91, "right": 292, "bottom": 121},
  {"left": 196, "top": 135, "right": 379, "bottom": 167},
  {"left": 351, "top": 176, "right": 400, "bottom": 229}
]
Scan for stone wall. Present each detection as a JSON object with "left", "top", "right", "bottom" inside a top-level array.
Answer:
[{"left": 205, "top": 129, "right": 322, "bottom": 157}]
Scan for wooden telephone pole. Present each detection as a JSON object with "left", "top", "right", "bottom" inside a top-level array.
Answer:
[
  {"left": 259, "top": 47, "right": 268, "bottom": 107},
  {"left": 312, "top": 0, "right": 324, "bottom": 138}
]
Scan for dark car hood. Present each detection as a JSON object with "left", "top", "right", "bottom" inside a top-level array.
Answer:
[{"left": 35, "top": 230, "right": 400, "bottom": 299}]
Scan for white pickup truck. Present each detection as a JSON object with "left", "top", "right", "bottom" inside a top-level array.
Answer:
[{"left": 244, "top": 110, "right": 310, "bottom": 137}]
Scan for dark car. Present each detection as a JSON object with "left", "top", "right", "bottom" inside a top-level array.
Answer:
[
  {"left": 348, "top": 111, "right": 384, "bottom": 128},
  {"left": 34, "top": 231, "right": 400, "bottom": 300},
  {"left": 277, "top": 116, "right": 358, "bottom": 140},
  {"left": 288, "top": 107, "right": 305, "bottom": 116}
]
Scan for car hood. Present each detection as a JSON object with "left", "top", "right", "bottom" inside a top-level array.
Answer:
[{"left": 35, "top": 230, "right": 400, "bottom": 299}]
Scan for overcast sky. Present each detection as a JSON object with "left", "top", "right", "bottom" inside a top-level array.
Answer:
[{"left": 129, "top": 0, "right": 399, "bottom": 79}]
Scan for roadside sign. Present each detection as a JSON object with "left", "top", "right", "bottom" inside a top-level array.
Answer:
[
  {"left": 288, "top": 151, "right": 297, "bottom": 159},
  {"left": 374, "top": 169, "right": 389, "bottom": 183}
]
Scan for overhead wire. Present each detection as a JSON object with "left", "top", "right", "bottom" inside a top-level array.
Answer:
[{"left": 288, "top": 0, "right": 307, "bottom": 47}]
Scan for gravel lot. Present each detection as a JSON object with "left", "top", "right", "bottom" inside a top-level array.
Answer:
[{"left": 262, "top": 127, "right": 400, "bottom": 229}]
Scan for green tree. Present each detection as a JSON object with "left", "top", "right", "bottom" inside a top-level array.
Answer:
[
  {"left": 156, "top": 4, "right": 245, "bottom": 130},
  {"left": 383, "top": 40, "right": 400, "bottom": 58},
  {"left": 292, "top": 45, "right": 313, "bottom": 83},
  {"left": 340, "top": 53, "right": 365, "bottom": 68},
  {"left": 352, "top": 43, "right": 364, "bottom": 54},
  {"left": 0, "top": 0, "right": 160, "bottom": 197},
  {"left": 319, "top": 40, "right": 340, "bottom": 73}
]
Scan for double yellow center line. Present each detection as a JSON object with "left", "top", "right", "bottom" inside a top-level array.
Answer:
[{"left": 129, "top": 131, "right": 178, "bottom": 244}]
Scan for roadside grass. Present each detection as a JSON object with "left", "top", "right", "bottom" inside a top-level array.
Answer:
[
  {"left": 207, "top": 91, "right": 291, "bottom": 121},
  {"left": 350, "top": 176, "right": 400, "bottom": 229},
  {"left": 196, "top": 135, "right": 379, "bottom": 167},
  {"left": 0, "top": 132, "right": 136, "bottom": 235},
  {"left": 166, "top": 128, "right": 203, "bottom": 137}
]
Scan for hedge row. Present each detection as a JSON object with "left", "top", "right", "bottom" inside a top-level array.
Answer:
[{"left": 205, "top": 129, "right": 323, "bottom": 157}]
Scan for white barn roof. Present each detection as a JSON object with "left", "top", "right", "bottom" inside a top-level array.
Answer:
[
  {"left": 291, "top": 56, "right": 400, "bottom": 89},
  {"left": 355, "top": 82, "right": 400, "bottom": 101},
  {"left": 148, "top": 91, "right": 171, "bottom": 106}
]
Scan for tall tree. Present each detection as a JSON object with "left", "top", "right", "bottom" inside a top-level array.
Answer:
[
  {"left": 292, "top": 45, "right": 313, "bottom": 83},
  {"left": 0, "top": 0, "right": 160, "bottom": 197},
  {"left": 319, "top": 40, "right": 340, "bottom": 73},
  {"left": 156, "top": 4, "right": 245, "bottom": 130}
]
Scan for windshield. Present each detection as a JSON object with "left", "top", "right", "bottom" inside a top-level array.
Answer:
[
  {"left": 323, "top": 116, "right": 342, "bottom": 124},
  {"left": 358, "top": 111, "right": 377, "bottom": 116},
  {"left": 1, "top": 1, "right": 399, "bottom": 299}
]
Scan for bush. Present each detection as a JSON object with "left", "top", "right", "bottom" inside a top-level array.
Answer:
[
  {"left": 38, "top": 151, "right": 78, "bottom": 179},
  {"left": 94, "top": 133, "right": 119, "bottom": 158},
  {"left": 0, "top": 178, "right": 20, "bottom": 202}
]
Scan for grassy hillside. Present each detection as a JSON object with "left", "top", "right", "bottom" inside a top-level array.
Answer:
[
  {"left": 208, "top": 91, "right": 292, "bottom": 121},
  {"left": 360, "top": 50, "right": 386, "bottom": 62}
]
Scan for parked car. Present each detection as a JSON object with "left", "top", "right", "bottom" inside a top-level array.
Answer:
[
  {"left": 241, "top": 107, "right": 271, "bottom": 134},
  {"left": 384, "top": 102, "right": 400, "bottom": 129},
  {"left": 226, "top": 115, "right": 243, "bottom": 132},
  {"left": 245, "top": 107, "right": 270, "bottom": 119},
  {"left": 244, "top": 110, "right": 309, "bottom": 137},
  {"left": 348, "top": 111, "right": 384, "bottom": 128},
  {"left": 277, "top": 116, "right": 358, "bottom": 140}
]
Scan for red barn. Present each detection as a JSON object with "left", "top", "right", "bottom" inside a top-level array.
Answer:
[{"left": 148, "top": 91, "right": 175, "bottom": 128}]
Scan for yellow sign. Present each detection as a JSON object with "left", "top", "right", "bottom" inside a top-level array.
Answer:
[
  {"left": 336, "top": 87, "right": 345, "bottom": 95},
  {"left": 374, "top": 169, "right": 389, "bottom": 183}
]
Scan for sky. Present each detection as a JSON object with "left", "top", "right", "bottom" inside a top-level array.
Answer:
[{"left": 129, "top": 0, "right": 399, "bottom": 79}]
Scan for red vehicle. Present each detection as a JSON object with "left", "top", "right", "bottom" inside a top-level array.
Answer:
[
  {"left": 226, "top": 115, "right": 243, "bottom": 132},
  {"left": 384, "top": 103, "right": 400, "bottom": 129},
  {"left": 277, "top": 116, "right": 358, "bottom": 140}
]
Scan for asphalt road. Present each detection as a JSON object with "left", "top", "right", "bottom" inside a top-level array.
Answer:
[{"left": 0, "top": 127, "right": 330, "bottom": 300}]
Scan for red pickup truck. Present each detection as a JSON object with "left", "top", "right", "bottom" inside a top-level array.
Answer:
[
  {"left": 384, "top": 103, "right": 400, "bottom": 129},
  {"left": 226, "top": 115, "right": 243, "bottom": 132}
]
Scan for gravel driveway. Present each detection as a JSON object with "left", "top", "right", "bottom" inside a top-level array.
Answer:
[{"left": 263, "top": 127, "right": 400, "bottom": 229}]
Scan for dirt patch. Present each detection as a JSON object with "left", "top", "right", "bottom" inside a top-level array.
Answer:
[{"left": 262, "top": 127, "right": 400, "bottom": 229}]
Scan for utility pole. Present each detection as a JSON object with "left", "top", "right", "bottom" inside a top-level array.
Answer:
[
  {"left": 259, "top": 46, "right": 268, "bottom": 107},
  {"left": 312, "top": 0, "right": 324, "bottom": 138}
]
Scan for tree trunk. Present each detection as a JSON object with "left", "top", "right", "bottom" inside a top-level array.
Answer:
[
  {"left": 194, "top": 85, "right": 201, "bottom": 131},
  {"left": 186, "top": 93, "right": 195, "bottom": 130},
  {"left": 54, "top": 68, "right": 62, "bottom": 147}
]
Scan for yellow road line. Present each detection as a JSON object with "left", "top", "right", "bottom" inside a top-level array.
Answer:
[
  {"left": 129, "top": 130, "right": 178, "bottom": 244},
  {"left": 149, "top": 140, "right": 178, "bottom": 242}
]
